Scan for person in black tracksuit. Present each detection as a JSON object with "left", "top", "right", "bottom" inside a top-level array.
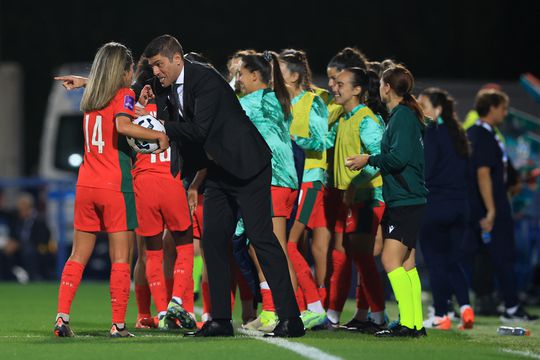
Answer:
[
  {"left": 417, "top": 88, "right": 474, "bottom": 330},
  {"left": 466, "top": 89, "right": 538, "bottom": 322}
]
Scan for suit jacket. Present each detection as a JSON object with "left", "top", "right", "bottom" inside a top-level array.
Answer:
[{"left": 163, "top": 59, "right": 272, "bottom": 180}]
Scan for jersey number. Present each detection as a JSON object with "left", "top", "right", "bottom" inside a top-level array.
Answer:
[
  {"left": 85, "top": 114, "right": 105, "bottom": 153},
  {"left": 150, "top": 148, "right": 171, "bottom": 163}
]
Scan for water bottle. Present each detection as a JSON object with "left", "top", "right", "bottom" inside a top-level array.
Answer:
[
  {"left": 497, "top": 326, "right": 530, "bottom": 336},
  {"left": 481, "top": 231, "right": 491, "bottom": 244}
]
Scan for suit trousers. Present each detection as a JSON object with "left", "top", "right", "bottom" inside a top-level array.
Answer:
[{"left": 202, "top": 162, "right": 299, "bottom": 320}]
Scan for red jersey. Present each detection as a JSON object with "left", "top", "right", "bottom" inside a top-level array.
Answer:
[
  {"left": 77, "top": 87, "right": 136, "bottom": 192},
  {"left": 131, "top": 101, "right": 175, "bottom": 179}
]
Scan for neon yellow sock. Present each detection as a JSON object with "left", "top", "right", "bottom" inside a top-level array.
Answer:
[
  {"left": 192, "top": 255, "right": 203, "bottom": 293},
  {"left": 387, "top": 267, "right": 414, "bottom": 329},
  {"left": 407, "top": 267, "right": 424, "bottom": 330}
]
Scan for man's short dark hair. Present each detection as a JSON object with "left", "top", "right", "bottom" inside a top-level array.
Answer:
[
  {"left": 143, "top": 34, "right": 184, "bottom": 61},
  {"left": 475, "top": 89, "right": 509, "bottom": 117}
]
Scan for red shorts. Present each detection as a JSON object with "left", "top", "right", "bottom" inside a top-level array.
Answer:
[
  {"left": 271, "top": 186, "right": 298, "bottom": 218},
  {"left": 74, "top": 186, "right": 138, "bottom": 232},
  {"left": 344, "top": 201, "right": 385, "bottom": 235},
  {"left": 296, "top": 181, "right": 327, "bottom": 229},
  {"left": 133, "top": 175, "right": 191, "bottom": 236},
  {"left": 192, "top": 194, "right": 204, "bottom": 240}
]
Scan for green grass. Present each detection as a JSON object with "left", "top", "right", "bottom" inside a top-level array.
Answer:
[{"left": 0, "top": 283, "right": 539, "bottom": 359}]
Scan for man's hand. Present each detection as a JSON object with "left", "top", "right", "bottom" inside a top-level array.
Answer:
[
  {"left": 345, "top": 154, "right": 370, "bottom": 171},
  {"left": 479, "top": 210, "right": 495, "bottom": 233},
  {"left": 54, "top": 75, "right": 88, "bottom": 90},
  {"left": 187, "top": 187, "right": 198, "bottom": 216}
]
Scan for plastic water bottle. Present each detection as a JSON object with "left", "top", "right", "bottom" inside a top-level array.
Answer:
[
  {"left": 497, "top": 326, "right": 530, "bottom": 336},
  {"left": 481, "top": 231, "right": 491, "bottom": 244}
]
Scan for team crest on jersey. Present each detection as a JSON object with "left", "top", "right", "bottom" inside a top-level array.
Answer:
[{"left": 124, "top": 95, "right": 135, "bottom": 111}]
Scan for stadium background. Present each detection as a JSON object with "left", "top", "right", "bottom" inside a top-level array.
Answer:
[{"left": 0, "top": 1, "right": 539, "bottom": 358}]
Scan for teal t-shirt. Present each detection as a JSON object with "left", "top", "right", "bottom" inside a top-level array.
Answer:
[{"left": 240, "top": 89, "right": 298, "bottom": 189}]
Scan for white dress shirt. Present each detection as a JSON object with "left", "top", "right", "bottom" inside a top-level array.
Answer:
[{"left": 173, "top": 67, "right": 185, "bottom": 116}]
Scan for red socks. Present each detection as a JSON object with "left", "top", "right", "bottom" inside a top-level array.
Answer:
[
  {"left": 172, "top": 244, "right": 194, "bottom": 303},
  {"left": 261, "top": 288, "right": 276, "bottom": 312},
  {"left": 287, "top": 242, "right": 321, "bottom": 304},
  {"left": 328, "top": 249, "right": 351, "bottom": 312},
  {"left": 110, "top": 263, "right": 131, "bottom": 324},
  {"left": 57, "top": 260, "right": 85, "bottom": 315},
  {"left": 145, "top": 250, "right": 169, "bottom": 313},
  {"left": 353, "top": 254, "right": 385, "bottom": 312},
  {"left": 135, "top": 284, "right": 152, "bottom": 318}
]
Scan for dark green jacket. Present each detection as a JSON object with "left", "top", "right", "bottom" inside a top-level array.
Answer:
[{"left": 368, "top": 104, "right": 427, "bottom": 207}]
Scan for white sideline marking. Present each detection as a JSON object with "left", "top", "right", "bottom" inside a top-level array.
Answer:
[
  {"left": 503, "top": 349, "right": 540, "bottom": 359},
  {"left": 238, "top": 328, "right": 343, "bottom": 360}
]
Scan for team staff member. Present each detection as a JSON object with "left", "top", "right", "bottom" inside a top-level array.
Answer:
[
  {"left": 53, "top": 42, "right": 169, "bottom": 338},
  {"left": 466, "top": 89, "right": 538, "bottom": 322},
  {"left": 417, "top": 88, "right": 474, "bottom": 330},
  {"left": 346, "top": 65, "right": 427, "bottom": 337},
  {"left": 143, "top": 35, "right": 303, "bottom": 337}
]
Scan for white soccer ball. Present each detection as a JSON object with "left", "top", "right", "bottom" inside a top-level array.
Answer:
[{"left": 127, "top": 115, "right": 165, "bottom": 154}]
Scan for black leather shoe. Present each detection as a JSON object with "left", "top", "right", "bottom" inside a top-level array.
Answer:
[
  {"left": 374, "top": 324, "right": 417, "bottom": 338},
  {"left": 264, "top": 317, "right": 305, "bottom": 338},
  {"left": 415, "top": 327, "right": 427, "bottom": 337},
  {"left": 184, "top": 320, "right": 234, "bottom": 337}
]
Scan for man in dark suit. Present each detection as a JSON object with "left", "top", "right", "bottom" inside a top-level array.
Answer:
[{"left": 143, "top": 34, "right": 303, "bottom": 338}]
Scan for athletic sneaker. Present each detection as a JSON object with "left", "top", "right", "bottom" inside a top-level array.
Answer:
[
  {"left": 109, "top": 324, "right": 134, "bottom": 338},
  {"left": 340, "top": 318, "right": 364, "bottom": 330},
  {"left": 388, "top": 318, "right": 400, "bottom": 330},
  {"left": 158, "top": 313, "right": 180, "bottom": 330},
  {"left": 374, "top": 324, "right": 417, "bottom": 338},
  {"left": 300, "top": 310, "right": 327, "bottom": 330},
  {"left": 54, "top": 317, "right": 74, "bottom": 337},
  {"left": 423, "top": 315, "right": 451, "bottom": 330},
  {"left": 346, "top": 319, "right": 385, "bottom": 334},
  {"left": 327, "top": 319, "right": 340, "bottom": 330},
  {"left": 242, "top": 315, "right": 263, "bottom": 331},
  {"left": 258, "top": 311, "right": 278, "bottom": 333},
  {"left": 500, "top": 306, "right": 539, "bottom": 323},
  {"left": 135, "top": 316, "right": 158, "bottom": 329},
  {"left": 166, "top": 298, "right": 197, "bottom": 330},
  {"left": 459, "top": 307, "right": 475, "bottom": 330}
]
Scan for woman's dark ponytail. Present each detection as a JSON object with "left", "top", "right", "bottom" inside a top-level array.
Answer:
[
  {"left": 267, "top": 51, "right": 292, "bottom": 119},
  {"left": 420, "top": 87, "right": 471, "bottom": 157},
  {"left": 382, "top": 65, "right": 424, "bottom": 125}
]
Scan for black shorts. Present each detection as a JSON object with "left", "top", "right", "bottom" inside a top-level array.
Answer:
[{"left": 381, "top": 204, "right": 425, "bottom": 249}]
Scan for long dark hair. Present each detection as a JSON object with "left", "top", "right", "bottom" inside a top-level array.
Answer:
[
  {"left": 382, "top": 65, "right": 424, "bottom": 124},
  {"left": 278, "top": 49, "right": 314, "bottom": 91},
  {"left": 421, "top": 88, "right": 471, "bottom": 157},
  {"left": 345, "top": 67, "right": 388, "bottom": 120},
  {"left": 241, "top": 51, "right": 291, "bottom": 119},
  {"left": 327, "top": 47, "right": 369, "bottom": 71}
]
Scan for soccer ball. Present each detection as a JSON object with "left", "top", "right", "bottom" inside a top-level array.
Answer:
[{"left": 127, "top": 115, "right": 165, "bottom": 154}]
